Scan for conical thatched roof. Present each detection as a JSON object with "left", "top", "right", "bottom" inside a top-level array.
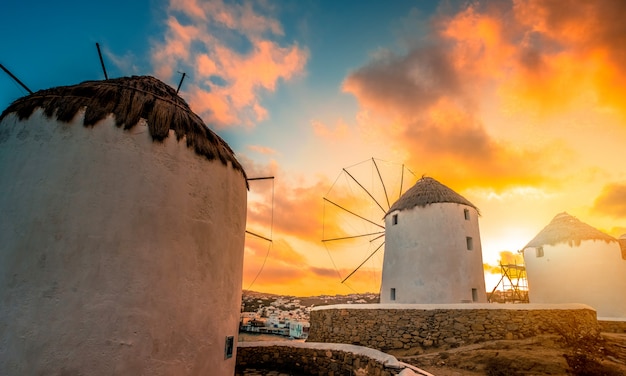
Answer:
[
  {"left": 524, "top": 212, "right": 616, "bottom": 248},
  {"left": 0, "top": 75, "right": 246, "bottom": 183},
  {"left": 386, "top": 176, "right": 477, "bottom": 216}
]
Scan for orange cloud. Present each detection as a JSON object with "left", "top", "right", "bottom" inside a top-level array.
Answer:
[
  {"left": 243, "top": 234, "right": 376, "bottom": 296},
  {"left": 243, "top": 237, "right": 308, "bottom": 291},
  {"left": 247, "top": 145, "right": 278, "bottom": 155},
  {"left": 483, "top": 250, "right": 525, "bottom": 275},
  {"left": 437, "top": 2, "right": 515, "bottom": 82},
  {"left": 311, "top": 119, "right": 351, "bottom": 140},
  {"left": 592, "top": 183, "right": 626, "bottom": 218},
  {"left": 152, "top": 0, "right": 308, "bottom": 128},
  {"left": 504, "top": 1, "right": 626, "bottom": 117},
  {"left": 241, "top": 157, "right": 341, "bottom": 244},
  {"left": 343, "top": 1, "right": 620, "bottom": 191},
  {"left": 243, "top": 243, "right": 382, "bottom": 296},
  {"left": 152, "top": 16, "right": 200, "bottom": 78}
]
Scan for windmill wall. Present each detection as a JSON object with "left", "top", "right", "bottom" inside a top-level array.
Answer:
[
  {"left": 0, "top": 110, "right": 247, "bottom": 375},
  {"left": 381, "top": 203, "right": 487, "bottom": 304},
  {"left": 523, "top": 240, "right": 626, "bottom": 318}
]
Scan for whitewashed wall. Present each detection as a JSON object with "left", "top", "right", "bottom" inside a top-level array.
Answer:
[
  {"left": 0, "top": 110, "right": 247, "bottom": 375},
  {"left": 380, "top": 203, "right": 487, "bottom": 304},
  {"left": 524, "top": 240, "right": 626, "bottom": 318}
]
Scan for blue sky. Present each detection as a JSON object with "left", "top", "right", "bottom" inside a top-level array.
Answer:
[{"left": 3, "top": 0, "right": 626, "bottom": 295}]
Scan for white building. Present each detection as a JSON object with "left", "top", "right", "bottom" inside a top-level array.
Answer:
[
  {"left": 0, "top": 76, "right": 248, "bottom": 375},
  {"left": 380, "top": 177, "right": 487, "bottom": 304},
  {"left": 289, "top": 321, "right": 310, "bottom": 339},
  {"left": 523, "top": 212, "right": 626, "bottom": 318}
]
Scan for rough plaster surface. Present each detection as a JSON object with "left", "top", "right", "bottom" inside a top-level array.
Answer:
[
  {"left": 524, "top": 240, "right": 626, "bottom": 318},
  {"left": 0, "top": 111, "right": 247, "bottom": 375},
  {"left": 381, "top": 203, "right": 487, "bottom": 304}
]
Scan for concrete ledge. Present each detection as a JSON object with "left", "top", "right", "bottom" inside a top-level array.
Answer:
[
  {"left": 308, "top": 304, "right": 599, "bottom": 352},
  {"left": 236, "top": 341, "right": 433, "bottom": 376},
  {"left": 311, "top": 303, "right": 595, "bottom": 311}
]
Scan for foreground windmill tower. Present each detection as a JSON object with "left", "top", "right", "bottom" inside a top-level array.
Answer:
[
  {"left": 522, "top": 212, "right": 626, "bottom": 318},
  {"left": 0, "top": 76, "right": 248, "bottom": 375},
  {"left": 380, "top": 177, "right": 487, "bottom": 304}
]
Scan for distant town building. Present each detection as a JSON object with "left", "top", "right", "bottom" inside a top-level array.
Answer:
[
  {"left": 289, "top": 321, "right": 310, "bottom": 339},
  {"left": 523, "top": 212, "right": 626, "bottom": 318},
  {"left": 380, "top": 177, "right": 487, "bottom": 304}
]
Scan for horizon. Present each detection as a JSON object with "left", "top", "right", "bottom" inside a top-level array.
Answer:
[{"left": 3, "top": 0, "right": 625, "bottom": 296}]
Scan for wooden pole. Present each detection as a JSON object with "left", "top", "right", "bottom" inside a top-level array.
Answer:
[
  {"left": 96, "top": 43, "right": 108, "bottom": 80},
  {"left": 0, "top": 63, "right": 33, "bottom": 94},
  {"left": 176, "top": 72, "right": 186, "bottom": 94}
]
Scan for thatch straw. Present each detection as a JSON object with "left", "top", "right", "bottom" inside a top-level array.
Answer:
[
  {"left": 524, "top": 212, "right": 616, "bottom": 249},
  {"left": 386, "top": 176, "right": 478, "bottom": 216},
  {"left": 0, "top": 76, "right": 247, "bottom": 184}
]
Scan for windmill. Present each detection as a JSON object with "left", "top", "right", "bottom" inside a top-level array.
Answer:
[{"left": 322, "top": 158, "right": 416, "bottom": 292}]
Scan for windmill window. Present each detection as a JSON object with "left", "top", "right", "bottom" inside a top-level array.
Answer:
[
  {"left": 536, "top": 247, "right": 544, "bottom": 258},
  {"left": 390, "top": 288, "right": 396, "bottom": 301},
  {"left": 466, "top": 236, "right": 473, "bottom": 251},
  {"left": 464, "top": 209, "right": 470, "bottom": 220},
  {"left": 472, "top": 288, "right": 478, "bottom": 302},
  {"left": 392, "top": 214, "right": 398, "bottom": 225},
  {"left": 224, "top": 336, "right": 234, "bottom": 359}
]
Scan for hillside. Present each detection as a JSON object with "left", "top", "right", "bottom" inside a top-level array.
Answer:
[
  {"left": 394, "top": 333, "right": 626, "bottom": 376},
  {"left": 241, "top": 290, "right": 379, "bottom": 315}
]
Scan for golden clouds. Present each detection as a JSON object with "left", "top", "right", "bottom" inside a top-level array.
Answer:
[
  {"left": 505, "top": 0, "right": 626, "bottom": 116},
  {"left": 593, "top": 183, "right": 626, "bottom": 218},
  {"left": 483, "top": 251, "right": 525, "bottom": 275},
  {"left": 311, "top": 119, "right": 351, "bottom": 141},
  {"left": 343, "top": 0, "right": 626, "bottom": 191},
  {"left": 152, "top": 0, "right": 308, "bottom": 127}
]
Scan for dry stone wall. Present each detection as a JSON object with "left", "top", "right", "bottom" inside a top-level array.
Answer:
[
  {"left": 598, "top": 320, "right": 626, "bottom": 333},
  {"left": 236, "top": 342, "right": 430, "bottom": 376},
  {"left": 308, "top": 304, "right": 599, "bottom": 352}
]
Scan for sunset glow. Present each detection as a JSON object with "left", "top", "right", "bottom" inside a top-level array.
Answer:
[{"left": 2, "top": 0, "right": 625, "bottom": 296}]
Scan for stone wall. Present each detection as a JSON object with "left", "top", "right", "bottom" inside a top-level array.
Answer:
[
  {"left": 236, "top": 342, "right": 432, "bottom": 376},
  {"left": 599, "top": 320, "right": 626, "bottom": 333},
  {"left": 308, "top": 304, "right": 599, "bottom": 353}
]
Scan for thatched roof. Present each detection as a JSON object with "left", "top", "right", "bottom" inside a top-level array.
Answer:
[
  {"left": 386, "top": 176, "right": 477, "bottom": 216},
  {"left": 0, "top": 75, "right": 247, "bottom": 183},
  {"left": 524, "top": 212, "right": 616, "bottom": 249},
  {"left": 619, "top": 235, "right": 626, "bottom": 258}
]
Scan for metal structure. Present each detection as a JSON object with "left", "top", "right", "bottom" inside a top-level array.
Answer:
[
  {"left": 322, "top": 158, "right": 415, "bottom": 292},
  {"left": 488, "top": 261, "right": 529, "bottom": 303}
]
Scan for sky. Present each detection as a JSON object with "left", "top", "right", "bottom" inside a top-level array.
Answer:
[{"left": 2, "top": 0, "right": 626, "bottom": 296}]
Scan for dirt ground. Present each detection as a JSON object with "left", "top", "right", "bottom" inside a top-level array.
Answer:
[{"left": 389, "top": 333, "right": 626, "bottom": 376}]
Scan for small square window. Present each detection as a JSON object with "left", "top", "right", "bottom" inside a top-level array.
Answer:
[
  {"left": 464, "top": 209, "right": 470, "bottom": 220},
  {"left": 392, "top": 214, "right": 398, "bottom": 225},
  {"left": 390, "top": 288, "right": 396, "bottom": 301},
  {"left": 536, "top": 246, "right": 544, "bottom": 258},
  {"left": 466, "top": 236, "right": 473, "bottom": 251}
]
